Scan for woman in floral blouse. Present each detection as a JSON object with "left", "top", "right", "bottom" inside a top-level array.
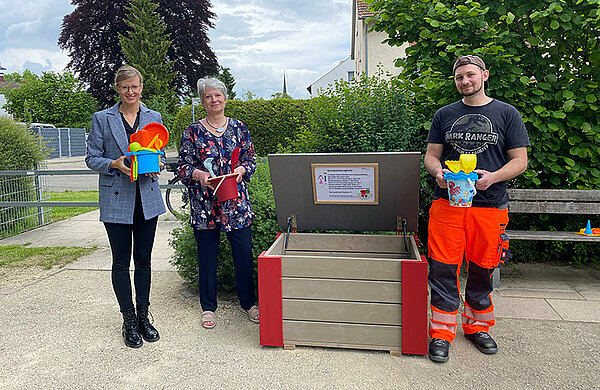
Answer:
[{"left": 177, "top": 77, "right": 258, "bottom": 329}]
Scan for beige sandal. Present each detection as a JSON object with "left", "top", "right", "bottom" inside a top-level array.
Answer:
[
  {"left": 202, "top": 310, "right": 216, "bottom": 329},
  {"left": 245, "top": 305, "right": 259, "bottom": 323}
]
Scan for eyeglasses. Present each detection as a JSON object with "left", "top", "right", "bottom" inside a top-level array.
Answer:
[{"left": 117, "top": 84, "right": 141, "bottom": 92}]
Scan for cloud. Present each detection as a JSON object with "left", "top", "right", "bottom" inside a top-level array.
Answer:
[
  {"left": 0, "top": 0, "right": 73, "bottom": 51},
  {"left": 0, "top": 48, "right": 70, "bottom": 74},
  {"left": 0, "top": 0, "right": 353, "bottom": 100},
  {"left": 211, "top": 0, "right": 351, "bottom": 99}
]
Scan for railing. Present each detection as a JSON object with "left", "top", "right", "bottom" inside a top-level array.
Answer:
[{"left": 0, "top": 169, "right": 185, "bottom": 208}]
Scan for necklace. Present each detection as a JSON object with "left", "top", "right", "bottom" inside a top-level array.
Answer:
[{"left": 205, "top": 117, "right": 227, "bottom": 133}]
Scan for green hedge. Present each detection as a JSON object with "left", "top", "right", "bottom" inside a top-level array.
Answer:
[{"left": 169, "top": 99, "right": 309, "bottom": 156}]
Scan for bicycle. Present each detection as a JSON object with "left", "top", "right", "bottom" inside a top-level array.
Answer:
[{"left": 164, "top": 157, "right": 189, "bottom": 219}]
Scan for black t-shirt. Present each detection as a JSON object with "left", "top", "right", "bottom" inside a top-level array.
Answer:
[{"left": 427, "top": 99, "right": 530, "bottom": 207}]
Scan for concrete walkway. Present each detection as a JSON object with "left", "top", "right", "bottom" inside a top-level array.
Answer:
[{"left": 1, "top": 208, "right": 600, "bottom": 389}]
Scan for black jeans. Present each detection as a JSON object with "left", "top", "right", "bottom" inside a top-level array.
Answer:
[
  {"left": 193, "top": 226, "right": 256, "bottom": 312},
  {"left": 104, "top": 190, "right": 158, "bottom": 313}
]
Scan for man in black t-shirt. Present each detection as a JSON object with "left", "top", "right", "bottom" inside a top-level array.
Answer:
[{"left": 424, "top": 55, "right": 530, "bottom": 363}]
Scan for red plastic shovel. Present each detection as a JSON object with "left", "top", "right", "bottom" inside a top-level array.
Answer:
[{"left": 231, "top": 147, "right": 240, "bottom": 174}]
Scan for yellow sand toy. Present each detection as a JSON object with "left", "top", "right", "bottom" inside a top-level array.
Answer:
[{"left": 445, "top": 154, "right": 477, "bottom": 174}]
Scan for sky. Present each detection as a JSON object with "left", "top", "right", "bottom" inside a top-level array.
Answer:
[{"left": 0, "top": 0, "right": 352, "bottom": 99}]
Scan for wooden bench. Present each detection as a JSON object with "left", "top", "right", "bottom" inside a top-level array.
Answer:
[
  {"left": 506, "top": 189, "right": 600, "bottom": 241},
  {"left": 491, "top": 189, "right": 600, "bottom": 288}
]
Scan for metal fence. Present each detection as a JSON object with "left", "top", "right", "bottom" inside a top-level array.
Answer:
[
  {"left": 31, "top": 127, "right": 87, "bottom": 159},
  {"left": 0, "top": 162, "right": 52, "bottom": 238}
]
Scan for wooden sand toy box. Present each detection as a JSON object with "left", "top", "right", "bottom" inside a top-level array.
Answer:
[{"left": 258, "top": 153, "right": 428, "bottom": 355}]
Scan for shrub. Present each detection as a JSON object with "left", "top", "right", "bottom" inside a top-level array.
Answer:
[
  {"left": 290, "top": 75, "right": 432, "bottom": 244},
  {"left": 169, "top": 160, "right": 279, "bottom": 293},
  {"left": 293, "top": 75, "right": 425, "bottom": 154},
  {"left": 0, "top": 116, "right": 48, "bottom": 237}
]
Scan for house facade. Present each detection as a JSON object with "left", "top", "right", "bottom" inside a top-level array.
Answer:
[
  {"left": 351, "top": 0, "right": 408, "bottom": 78},
  {"left": 306, "top": 57, "right": 355, "bottom": 97}
]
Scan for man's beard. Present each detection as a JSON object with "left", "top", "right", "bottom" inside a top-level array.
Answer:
[{"left": 460, "top": 83, "right": 482, "bottom": 97}]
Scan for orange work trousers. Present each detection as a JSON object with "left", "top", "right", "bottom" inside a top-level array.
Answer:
[{"left": 427, "top": 198, "right": 509, "bottom": 342}]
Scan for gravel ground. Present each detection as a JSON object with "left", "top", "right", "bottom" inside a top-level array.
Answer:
[{"left": 1, "top": 269, "right": 600, "bottom": 390}]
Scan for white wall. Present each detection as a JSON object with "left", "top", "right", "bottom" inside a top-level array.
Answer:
[
  {"left": 308, "top": 57, "right": 355, "bottom": 96},
  {"left": 0, "top": 94, "right": 8, "bottom": 116},
  {"left": 355, "top": 20, "right": 408, "bottom": 79}
]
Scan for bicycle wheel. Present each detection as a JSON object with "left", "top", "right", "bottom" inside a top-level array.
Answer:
[{"left": 165, "top": 176, "right": 189, "bottom": 219}]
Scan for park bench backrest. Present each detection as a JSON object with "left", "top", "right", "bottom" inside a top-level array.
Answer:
[{"left": 507, "top": 189, "right": 600, "bottom": 214}]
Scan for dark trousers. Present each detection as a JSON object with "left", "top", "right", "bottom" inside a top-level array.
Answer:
[
  {"left": 193, "top": 226, "right": 255, "bottom": 312},
  {"left": 104, "top": 190, "right": 158, "bottom": 313}
]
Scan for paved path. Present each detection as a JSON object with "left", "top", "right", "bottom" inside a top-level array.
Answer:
[{"left": 1, "top": 164, "right": 600, "bottom": 387}]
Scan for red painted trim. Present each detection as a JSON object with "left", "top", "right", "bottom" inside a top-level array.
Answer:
[
  {"left": 401, "top": 257, "right": 428, "bottom": 355},
  {"left": 258, "top": 253, "right": 283, "bottom": 346},
  {"left": 275, "top": 232, "right": 282, "bottom": 239}
]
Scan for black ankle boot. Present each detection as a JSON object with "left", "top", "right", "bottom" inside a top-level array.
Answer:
[
  {"left": 428, "top": 338, "right": 450, "bottom": 363},
  {"left": 122, "top": 308, "right": 143, "bottom": 348},
  {"left": 137, "top": 306, "right": 160, "bottom": 342}
]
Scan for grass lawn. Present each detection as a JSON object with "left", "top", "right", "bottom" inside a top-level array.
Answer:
[
  {"left": 0, "top": 244, "right": 97, "bottom": 269},
  {"left": 49, "top": 190, "right": 99, "bottom": 221}
]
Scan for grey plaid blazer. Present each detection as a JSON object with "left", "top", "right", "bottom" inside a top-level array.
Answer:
[{"left": 85, "top": 102, "right": 166, "bottom": 224}]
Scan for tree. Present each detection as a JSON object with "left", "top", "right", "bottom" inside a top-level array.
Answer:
[
  {"left": 1, "top": 70, "right": 97, "bottom": 128},
  {"left": 119, "top": 0, "right": 177, "bottom": 112},
  {"left": 58, "top": 0, "right": 129, "bottom": 108},
  {"left": 241, "top": 90, "right": 258, "bottom": 101},
  {"left": 368, "top": 0, "right": 600, "bottom": 189},
  {"left": 59, "top": 0, "right": 218, "bottom": 108},
  {"left": 215, "top": 66, "right": 236, "bottom": 99},
  {"left": 270, "top": 92, "right": 292, "bottom": 99}
]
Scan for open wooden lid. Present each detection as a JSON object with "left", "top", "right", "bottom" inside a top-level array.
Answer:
[{"left": 268, "top": 152, "right": 421, "bottom": 232}]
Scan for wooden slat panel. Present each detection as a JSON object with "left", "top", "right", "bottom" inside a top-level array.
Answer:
[
  {"left": 286, "top": 233, "right": 406, "bottom": 254},
  {"left": 282, "top": 299, "right": 402, "bottom": 325},
  {"left": 282, "top": 277, "right": 402, "bottom": 303},
  {"left": 282, "top": 256, "right": 402, "bottom": 281},
  {"left": 263, "top": 234, "right": 285, "bottom": 257},
  {"left": 508, "top": 189, "right": 600, "bottom": 202},
  {"left": 283, "top": 250, "right": 409, "bottom": 259},
  {"left": 507, "top": 230, "right": 600, "bottom": 242},
  {"left": 283, "top": 320, "right": 401, "bottom": 350},
  {"left": 509, "top": 201, "right": 600, "bottom": 214}
]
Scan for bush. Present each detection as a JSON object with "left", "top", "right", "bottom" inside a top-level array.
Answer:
[
  {"left": 290, "top": 75, "right": 432, "bottom": 244},
  {"left": 0, "top": 117, "right": 47, "bottom": 170},
  {"left": 169, "top": 99, "right": 309, "bottom": 156},
  {"left": 169, "top": 160, "right": 279, "bottom": 293},
  {"left": 292, "top": 75, "right": 425, "bottom": 154},
  {"left": 0, "top": 116, "right": 48, "bottom": 237}
]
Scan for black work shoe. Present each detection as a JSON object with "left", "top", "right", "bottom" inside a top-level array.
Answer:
[
  {"left": 137, "top": 306, "right": 160, "bottom": 342},
  {"left": 122, "top": 308, "right": 143, "bottom": 348},
  {"left": 464, "top": 332, "right": 498, "bottom": 354},
  {"left": 428, "top": 338, "right": 450, "bottom": 363}
]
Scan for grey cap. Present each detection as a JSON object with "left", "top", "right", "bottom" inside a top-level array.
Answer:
[{"left": 453, "top": 55, "right": 486, "bottom": 74}]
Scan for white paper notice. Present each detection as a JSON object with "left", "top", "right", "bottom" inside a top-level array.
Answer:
[{"left": 313, "top": 164, "right": 377, "bottom": 204}]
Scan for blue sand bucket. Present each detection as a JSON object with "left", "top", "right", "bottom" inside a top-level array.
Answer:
[
  {"left": 125, "top": 150, "right": 164, "bottom": 175},
  {"left": 444, "top": 171, "right": 478, "bottom": 207}
]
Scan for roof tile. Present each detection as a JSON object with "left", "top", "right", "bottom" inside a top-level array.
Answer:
[{"left": 357, "top": 0, "right": 375, "bottom": 19}]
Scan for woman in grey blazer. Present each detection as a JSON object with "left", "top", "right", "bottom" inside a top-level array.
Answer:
[{"left": 86, "top": 65, "right": 166, "bottom": 348}]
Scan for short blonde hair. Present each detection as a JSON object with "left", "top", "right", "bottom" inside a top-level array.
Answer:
[
  {"left": 114, "top": 65, "right": 143, "bottom": 86},
  {"left": 197, "top": 77, "right": 228, "bottom": 99}
]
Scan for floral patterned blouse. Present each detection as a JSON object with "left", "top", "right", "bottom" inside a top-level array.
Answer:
[{"left": 177, "top": 118, "right": 256, "bottom": 231}]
